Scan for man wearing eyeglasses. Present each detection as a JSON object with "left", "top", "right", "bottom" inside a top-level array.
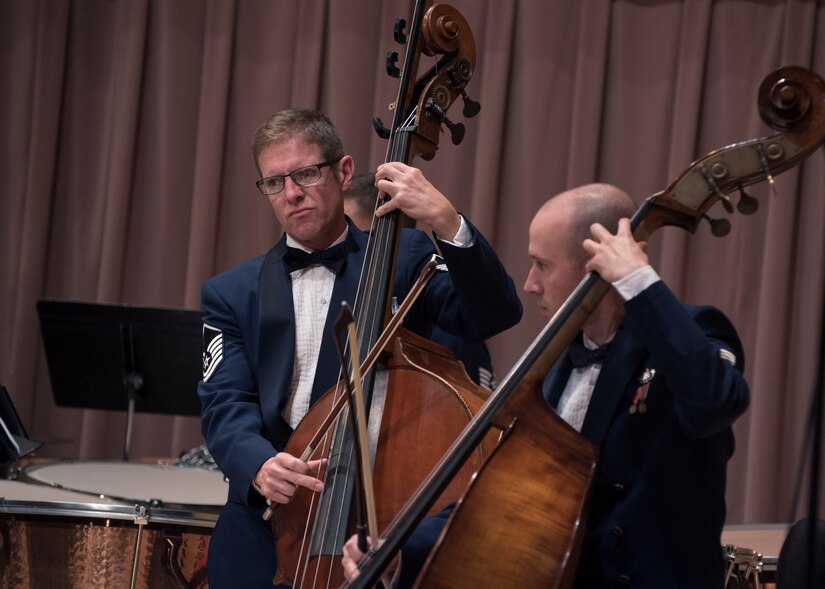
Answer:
[{"left": 197, "top": 108, "right": 523, "bottom": 587}]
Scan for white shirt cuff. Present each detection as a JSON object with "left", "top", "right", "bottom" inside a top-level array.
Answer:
[
  {"left": 612, "top": 265, "right": 661, "bottom": 301},
  {"left": 436, "top": 215, "right": 474, "bottom": 248}
]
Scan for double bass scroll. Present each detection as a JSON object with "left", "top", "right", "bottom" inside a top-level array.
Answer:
[{"left": 377, "top": 1, "right": 479, "bottom": 170}]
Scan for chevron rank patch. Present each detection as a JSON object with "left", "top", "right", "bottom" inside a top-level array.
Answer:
[
  {"left": 203, "top": 323, "right": 223, "bottom": 382},
  {"left": 429, "top": 253, "right": 448, "bottom": 272},
  {"left": 719, "top": 348, "right": 737, "bottom": 366},
  {"left": 478, "top": 366, "right": 496, "bottom": 391}
]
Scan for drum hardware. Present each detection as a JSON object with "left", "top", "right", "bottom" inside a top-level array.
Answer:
[
  {"left": 162, "top": 527, "right": 208, "bottom": 589},
  {"left": 134, "top": 504, "right": 150, "bottom": 524},
  {"left": 724, "top": 544, "right": 764, "bottom": 589},
  {"left": 722, "top": 523, "right": 786, "bottom": 587},
  {"left": 132, "top": 505, "right": 149, "bottom": 589},
  {"left": 128, "top": 504, "right": 203, "bottom": 589}
]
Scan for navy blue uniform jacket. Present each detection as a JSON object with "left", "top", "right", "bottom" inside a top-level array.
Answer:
[
  {"left": 394, "top": 280, "right": 749, "bottom": 589},
  {"left": 542, "top": 281, "right": 749, "bottom": 588}
]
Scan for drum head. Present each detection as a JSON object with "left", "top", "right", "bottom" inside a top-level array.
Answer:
[
  {"left": 0, "top": 478, "right": 134, "bottom": 521},
  {"left": 23, "top": 461, "right": 227, "bottom": 508},
  {"left": 0, "top": 478, "right": 122, "bottom": 505}
]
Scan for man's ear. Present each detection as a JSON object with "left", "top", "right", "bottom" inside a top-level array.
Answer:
[{"left": 339, "top": 155, "right": 355, "bottom": 191}]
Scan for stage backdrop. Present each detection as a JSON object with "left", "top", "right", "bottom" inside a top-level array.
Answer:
[{"left": 2, "top": 0, "right": 824, "bottom": 526}]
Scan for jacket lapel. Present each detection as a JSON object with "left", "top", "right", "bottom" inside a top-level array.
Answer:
[
  {"left": 258, "top": 237, "right": 297, "bottom": 446},
  {"left": 543, "top": 354, "right": 573, "bottom": 409},
  {"left": 579, "top": 326, "right": 647, "bottom": 447}
]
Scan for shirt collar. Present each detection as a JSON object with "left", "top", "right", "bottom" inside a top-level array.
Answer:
[{"left": 286, "top": 226, "right": 348, "bottom": 253}]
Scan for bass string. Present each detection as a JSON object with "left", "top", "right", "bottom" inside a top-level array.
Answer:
[
  {"left": 296, "top": 103, "right": 419, "bottom": 586},
  {"left": 294, "top": 378, "right": 342, "bottom": 588},
  {"left": 292, "top": 218, "right": 385, "bottom": 586}
]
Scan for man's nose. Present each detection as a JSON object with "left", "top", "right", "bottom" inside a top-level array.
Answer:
[
  {"left": 283, "top": 175, "right": 304, "bottom": 200},
  {"left": 523, "top": 268, "right": 541, "bottom": 294}
]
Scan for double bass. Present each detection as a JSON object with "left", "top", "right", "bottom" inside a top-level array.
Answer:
[
  {"left": 270, "top": 1, "right": 505, "bottom": 587},
  {"left": 347, "top": 65, "right": 825, "bottom": 588}
]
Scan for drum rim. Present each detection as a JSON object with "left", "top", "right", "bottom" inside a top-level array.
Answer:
[{"left": 0, "top": 496, "right": 219, "bottom": 527}]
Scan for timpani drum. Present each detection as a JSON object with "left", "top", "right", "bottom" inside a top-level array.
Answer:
[
  {"left": 722, "top": 524, "right": 789, "bottom": 589},
  {"left": 0, "top": 461, "right": 228, "bottom": 589}
]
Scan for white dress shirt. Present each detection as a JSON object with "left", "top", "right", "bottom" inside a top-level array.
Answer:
[{"left": 281, "top": 217, "right": 473, "bottom": 428}]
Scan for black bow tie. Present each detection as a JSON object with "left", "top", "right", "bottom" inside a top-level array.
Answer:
[
  {"left": 283, "top": 242, "right": 348, "bottom": 275},
  {"left": 567, "top": 338, "right": 610, "bottom": 369}
]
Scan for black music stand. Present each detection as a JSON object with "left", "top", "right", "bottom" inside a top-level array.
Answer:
[
  {"left": 36, "top": 300, "right": 203, "bottom": 460},
  {"left": 0, "top": 384, "right": 42, "bottom": 467}
]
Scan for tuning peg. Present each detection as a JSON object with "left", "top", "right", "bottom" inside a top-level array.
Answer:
[
  {"left": 443, "top": 117, "right": 466, "bottom": 145},
  {"left": 386, "top": 52, "right": 401, "bottom": 78},
  {"left": 427, "top": 104, "right": 465, "bottom": 145},
  {"left": 756, "top": 143, "right": 781, "bottom": 197},
  {"left": 703, "top": 213, "right": 731, "bottom": 237},
  {"left": 372, "top": 117, "right": 391, "bottom": 140},
  {"left": 394, "top": 18, "right": 407, "bottom": 44},
  {"left": 699, "top": 164, "right": 734, "bottom": 213},
  {"left": 460, "top": 89, "right": 481, "bottom": 118},
  {"left": 736, "top": 186, "right": 759, "bottom": 215},
  {"left": 719, "top": 195, "right": 734, "bottom": 214}
]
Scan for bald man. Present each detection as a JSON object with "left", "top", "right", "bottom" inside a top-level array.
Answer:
[{"left": 343, "top": 183, "right": 750, "bottom": 589}]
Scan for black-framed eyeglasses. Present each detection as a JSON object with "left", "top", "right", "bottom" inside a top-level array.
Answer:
[{"left": 255, "top": 157, "right": 342, "bottom": 195}]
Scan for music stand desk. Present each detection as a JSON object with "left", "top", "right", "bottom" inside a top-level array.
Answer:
[{"left": 37, "top": 300, "right": 203, "bottom": 459}]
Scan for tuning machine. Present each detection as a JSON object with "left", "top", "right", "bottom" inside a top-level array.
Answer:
[
  {"left": 386, "top": 52, "right": 401, "bottom": 78},
  {"left": 426, "top": 102, "right": 465, "bottom": 145},
  {"left": 460, "top": 89, "right": 480, "bottom": 118},
  {"left": 702, "top": 213, "right": 731, "bottom": 237},
  {"left": 755, "top": 142, "right": 783, "bottom": 197},
  {"left": 372, "top": 118, "right": 391, "bottom": 140},
  {"left": 394, "top": 18, "right": 407, "bottom": 44},
  {"left": 700, "top": 163, "right": 735, "bottom": 214},
  {"left": 443, "top": 58, "right": 480, "bottom": 118},
  {"left": 695, "top": 163, "right": 734, "bottom": 236},
  {"left": 736, "top": 186, "right": 759, "bottom": 215}
]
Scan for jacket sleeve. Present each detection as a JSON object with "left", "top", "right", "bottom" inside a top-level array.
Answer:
[
  {"left": 624, "top": 280, "right": 750, "bottom": 438},
  {"left": 198, "top": 278, "right": 276, "bottom": 508},
  {"left": 399, "top": 218, "right": 523, "bottom": 342}
]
